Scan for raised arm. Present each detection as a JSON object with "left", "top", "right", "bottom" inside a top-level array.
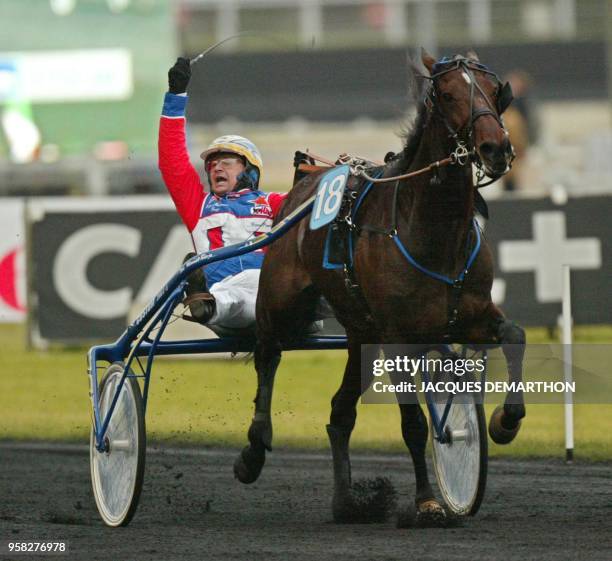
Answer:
[{"left": 158, "top": 58, "right": 205, "bottom": 231}]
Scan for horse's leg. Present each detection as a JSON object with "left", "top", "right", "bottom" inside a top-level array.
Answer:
[
  {"left": 467, "top": 304, "right": 526, "bottom": 444},
  {"left": 385, "top": 350, "right": 446, "bottom": 523},
  {"left": 233, "top": 337, "right": 281, "bottom": 484},
  {"left": 396, "top": 402, "right": 446, "bottom": 520},
  {"left": 234, "top": 261, "right": 321, "bottom": 484},
  {"left": 327, "top": 341, "right": 364, "bottom": 518},
  {"left": 488, "top": 316, "right": 527, "bottom": 443},
  {"left": 326, "top": 342, "right": 396, "bottom": 522}
]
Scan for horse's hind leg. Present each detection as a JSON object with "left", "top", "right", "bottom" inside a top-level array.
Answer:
[
  {"left": 233, "top": 338, "right": 281, "bottom": 484},
  {"left": 234, "top": 267, "right": 321, "bottom": 484}
]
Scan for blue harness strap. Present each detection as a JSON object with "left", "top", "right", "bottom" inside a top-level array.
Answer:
[
  {"left": 325, "top": 165, "right": 482, "bottom": 289},
  {"left": 349, "top": 168, "right": 482, "bottom": 286},
  {"left": 323, "top": 226, "right": 343, "bottom": 270},
  {"left": 392, "top": 218, "right": 481, "bottom": 286}
]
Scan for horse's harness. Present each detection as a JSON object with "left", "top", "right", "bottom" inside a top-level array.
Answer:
[
  {"left": 307, "top": 57, "right": 514, "bottom": 336},
  {"left": 328, "top": 161, "right": 480, "bottom": 336}
]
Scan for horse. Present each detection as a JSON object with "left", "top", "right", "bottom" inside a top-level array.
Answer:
[{"left": 233, "top": 49, "right": 526, "bottom": 524}]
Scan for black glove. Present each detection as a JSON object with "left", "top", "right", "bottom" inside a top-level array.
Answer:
[{"left": 168, "top": 57, "right": 191, "bottom": 94}]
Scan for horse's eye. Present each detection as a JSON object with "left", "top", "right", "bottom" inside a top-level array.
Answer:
[{"left": 441, "top": 92, "right": 454, "bottom": 102}]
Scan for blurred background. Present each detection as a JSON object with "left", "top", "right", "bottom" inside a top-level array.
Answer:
[
  {"left": 1, "top": 0, "right": 610, "bottom": 196},
  {"left": 0, "top": 0, "right": 610, "bottom": 455}
]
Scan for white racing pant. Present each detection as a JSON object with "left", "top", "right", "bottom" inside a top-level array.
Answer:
[
  {"left": 208, "top": 268, "right": 334, "bottom": 330},
  {"left": 208, "top": 269, "right": 260, "bottom": 329}
]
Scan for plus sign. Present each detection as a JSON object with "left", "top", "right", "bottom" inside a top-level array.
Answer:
[{"left": 499, "top": 211, "right": 601, "bottom": 303}]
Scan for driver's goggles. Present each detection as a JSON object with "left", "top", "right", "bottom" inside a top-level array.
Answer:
[{"left": 206, "top": 156, "right": 244, "bottom": 171}]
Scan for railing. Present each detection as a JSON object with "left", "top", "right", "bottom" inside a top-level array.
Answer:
[{"left": 179, "top": 0, "right": 605, "bottom": 54}]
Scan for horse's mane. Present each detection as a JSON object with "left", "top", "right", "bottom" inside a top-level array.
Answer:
[
  {"left": 390, "top": 57, "right": 430, "bottom": 171},
  {"left": 400, "top": 103, "right": 428, "bottom": 164}
]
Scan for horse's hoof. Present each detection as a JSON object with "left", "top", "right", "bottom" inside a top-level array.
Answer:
[
  {"left": 233, "top": 445, "right": 265, "bottom": 484},
  {"left": 415, "top": 499, "right": 447, "bottom": 527},
  {"left": 488, "top": 405, "right": 522, "bottom": 444}
]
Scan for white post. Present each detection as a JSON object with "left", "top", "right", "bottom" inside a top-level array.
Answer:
[
  {"left": 415, "top": 0, "right": 437, "bottom": 56},
  {"left": 554, "top": 0, "right": 576, "bottom": 39},
  {"left": 384, "top": 0, "right": 407, "bottom": 46},
  {"left": 561, "top": 264, "right": 574, "bottom": 462},
  {"left": 468, "top": 0, "right": 492, "bottom": 43},
  {"left": 216, "top": 0, "right": 239, "bottom": 51},
  {"left": 299, "top": 1, "right": 323, "bottom": 49}
]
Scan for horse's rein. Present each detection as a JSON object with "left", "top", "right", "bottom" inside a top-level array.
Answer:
[
  {"left": 305, "top": 145, "right": 471, "bottom": 185},
  {"left": 305, "top": 58, "right": 510, "bottom": 187},
  {"left": 355, "top": 146, "right": 469, "bottom": 184}
]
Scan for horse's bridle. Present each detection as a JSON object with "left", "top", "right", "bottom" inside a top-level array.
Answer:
[
  {"left": 353, "top": 57, "right": 515, "bottom": 187},
  {"left": 425, "top": 57, "right": 515, "bottom": 187}
]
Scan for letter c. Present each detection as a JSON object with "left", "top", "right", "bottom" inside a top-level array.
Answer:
[{"left": 53, "top": 224, "right": 141, "bottom": 319}]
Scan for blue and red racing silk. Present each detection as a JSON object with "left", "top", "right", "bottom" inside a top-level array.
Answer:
[{"left": 158, "top": 93, "right": 287, "bottom": 287}]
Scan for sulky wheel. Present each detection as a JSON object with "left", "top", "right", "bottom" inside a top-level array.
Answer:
[
  {"left": 430, "top": 391, "right": 487, "bottom": 516},
  {"left": 90, "top": 362, "right": 146, "bottom": 527}
]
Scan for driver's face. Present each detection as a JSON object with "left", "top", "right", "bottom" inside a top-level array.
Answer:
[{"left": 206, "top": 153, "right": 246, "bottom": 195}]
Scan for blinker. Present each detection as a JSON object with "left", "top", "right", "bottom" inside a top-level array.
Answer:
[{"left": 497, "top": 81, "right": 514, "bottom": 115}]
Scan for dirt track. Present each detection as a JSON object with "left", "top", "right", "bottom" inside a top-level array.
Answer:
[{"left": 1, "top": 443, "right": 611, "bottom": 561}]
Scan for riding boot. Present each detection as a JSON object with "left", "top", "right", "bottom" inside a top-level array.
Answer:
[
  {"left": 182, "top": 252, "right": 216, "bottom": 324},
  {"left": 185, "top": 291, "right": 216, "bottom": 324}
]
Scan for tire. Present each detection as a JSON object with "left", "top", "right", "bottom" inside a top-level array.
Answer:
[
  {"left": 90, "top": 362, "right": 146, "bottom": 527},
  {"left": 430, "top": 392, "right": 487, "bottom": 516}
]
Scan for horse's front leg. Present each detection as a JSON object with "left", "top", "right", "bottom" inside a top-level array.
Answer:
[
  {"left": 327, "top": 342, "right": 396, "bottom": 523},
  {"left": 327, "top": 342, "right": 364, "bottom": 521},
  {"left": 233, "top": 339, "right": 281, "bottom": 484},
  {"left": 468, "top": 304, "right": 526, "bottom": 444},
  {"left": 489, "top": 316, "right": 527, "bottom": 443},
  {"left": 397, "top": 402, "right": 446, "bottom": 522}
]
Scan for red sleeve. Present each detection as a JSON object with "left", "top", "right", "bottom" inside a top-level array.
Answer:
[
  {"left": 267, "top": 192, "right": 288, "bottom": 218},
  {"left": 158, "top": 117, "right": 205, "bottom": 231}
]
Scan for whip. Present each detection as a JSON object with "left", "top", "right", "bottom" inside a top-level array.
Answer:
[{"left": 190, "top": 30, "right": 303, "bottom": 66}]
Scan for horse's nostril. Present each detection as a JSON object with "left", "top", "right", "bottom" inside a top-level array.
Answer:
[{"left": 479, "top": 142, "right": 496, "bottom": 157}]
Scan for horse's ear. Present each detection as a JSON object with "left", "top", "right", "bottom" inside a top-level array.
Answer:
[
  {"left": 421, "top": 48, "right": 436, "bottom": 74},
  {"left": 466, "top": 49, "right": 480, "bottom": 62},
  {"left": 497, "top": 81, "right": 514, "bottom": 114}
]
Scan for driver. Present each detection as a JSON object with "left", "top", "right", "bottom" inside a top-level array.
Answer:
[{"left": 158, "top": 58, "right": 288, "bottom": 328}]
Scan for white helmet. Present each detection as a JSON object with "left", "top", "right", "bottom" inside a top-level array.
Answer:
[{"left": 200, "top": 135, "right": 263, "bottom": 181}]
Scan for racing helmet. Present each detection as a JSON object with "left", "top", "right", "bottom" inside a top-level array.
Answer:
[{"left": 200, "top": 135, "right": 263, "bottom": 189}]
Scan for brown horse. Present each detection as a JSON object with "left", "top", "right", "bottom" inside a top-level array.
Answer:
[{"left": 234, "top": 50, "right": 525, "bottom": 523}]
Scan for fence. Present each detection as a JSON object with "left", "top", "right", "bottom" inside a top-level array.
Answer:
[{"left": 19, "top": 192, "right": 611, "bottom": 346}]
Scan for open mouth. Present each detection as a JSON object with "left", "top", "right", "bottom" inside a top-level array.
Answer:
[
  {"left": 484, "top": 161, "right": 509, "bottom": 177},
  {"left": 214, "top": 175, "right": 228, "bottom": 186},
  {"left": 475, "top": 153, "right": 509, "bottom": 178}
]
